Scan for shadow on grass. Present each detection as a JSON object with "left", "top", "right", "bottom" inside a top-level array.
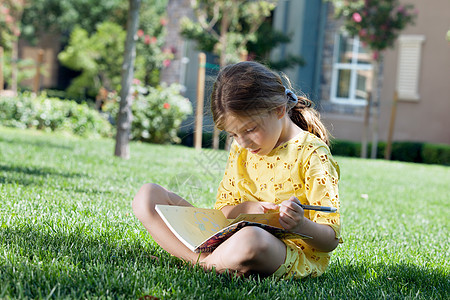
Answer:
[
  {"left": 1, "top": 223, "right": 170, "bottom": 298},
  {"left": 0, "top": 134, "right": 74, "bottom": 151},
  {"left": 0, "top": 164, "right": 84, "bottom": 179},
  {"left": 2, "top": 222, "right": 448, "bottom": 299},
  {"left": 316, "top": 259, "right": 449, "bottom": 299},
  {"left": 0, "top": 163, "right": 131, "bottom": 199}
]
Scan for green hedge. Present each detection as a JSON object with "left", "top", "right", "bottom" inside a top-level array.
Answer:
[
  {"left": 331, "top": 140, "right": 450, "bottom": 166},
  {"left": 0, "top": 92, "right": 113, "bottom": 138}
]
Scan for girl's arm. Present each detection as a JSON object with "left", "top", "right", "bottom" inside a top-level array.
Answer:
[
  {"left": 279, "top": 197, "right": 339, "bottom": 252},
  {"left": 220, "top": 201, "right": 279, "bottom": 219}
]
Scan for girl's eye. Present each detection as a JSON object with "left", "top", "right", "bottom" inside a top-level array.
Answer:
[{"left": 246, "top": 127, "right": 256, "bottom": 133}]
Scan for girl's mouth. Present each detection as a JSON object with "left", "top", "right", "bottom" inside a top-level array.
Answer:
[{"left": 250, "top": 148, "right": 261, "bottom": 154}]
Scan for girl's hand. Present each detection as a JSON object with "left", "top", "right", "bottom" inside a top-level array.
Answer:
[{"left": 278, "top": 196, "right": 306, "bottom": 232}]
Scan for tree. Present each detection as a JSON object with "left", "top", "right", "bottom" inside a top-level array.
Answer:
[
  {"left": 58, "top": 22, "right": 126, "bottom": 99},
  {"left": 0, "top": 0, "right": 26, "bottom": 93},
  {"left": 24, "top": 0, "right": 168, "bottom": 97},
  {"left": 181, "top": 0, "right": 278, "bottom": 149},
  {"left": 114, "top": 0, "right": 141, "bottom": 159},
  {"left": 246, "top": 20, "right": 304, "bottom": 70},
  {"left": 330, "top": 0, "right": 416, "bottom": 158},
  {"left": 21, "top": 0, "right": 127, "bottom": 43}
]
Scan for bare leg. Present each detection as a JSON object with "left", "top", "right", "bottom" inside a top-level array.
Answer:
[
  {"left": 201, "top": 226, "right": 287, "bottom": 277},
  {"left": 132, "top": 183, "right": 202, "bottom": 263},
  {"left": 133, "top": 184, "right": 287, "bottom": 276}
]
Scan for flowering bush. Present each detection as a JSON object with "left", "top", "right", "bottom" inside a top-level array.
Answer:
[
  {"left": 104, "top": 82, "right": 193, "bottom": 144},
  {"left": 334, "top": 0, "right": 417, "bottom": 56},
  {"left": 0, "top": 92, "right": 113, "bottom": 138}
]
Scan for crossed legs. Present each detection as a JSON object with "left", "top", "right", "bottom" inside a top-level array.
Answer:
[{"left": 132, "top": 183, "right": 287, "bottom": 276}]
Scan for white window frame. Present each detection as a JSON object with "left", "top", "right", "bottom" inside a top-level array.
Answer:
[{"left": 330, "top": 33, "right": 373, "bottom": 106}]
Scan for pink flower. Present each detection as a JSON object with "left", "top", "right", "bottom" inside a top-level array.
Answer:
[
  {"left": 359, "top": 29, "right": 368, "bottom": 37},
  {"left": 160, "top": 18, "right": 168, "bottom": 26},
  {"left": 352, "top": 12, "right": 362, "bottom": 23},
  {"left": 163, "top": 103, "right": 170, "bottom": 109},
  {"left": 137, "top": 29, "right": 144, "bottom": 37},
  {"left": 150, "top": 36, "right": 157, "bottom": 44},
  {"left": 372, "top": 51, "right": 379, "bottom": 60},
  {"left": 132, "top": 78, "right": 141, "bottom": 85},
  {"left": 144, "top": 34, "right": 151, "bottom": 45},
  {"left": 163, "top": 59, "right": 171, "bottom": 67},
  {"left": 5, "top": 15, "right": 13, "bottom": 23}
]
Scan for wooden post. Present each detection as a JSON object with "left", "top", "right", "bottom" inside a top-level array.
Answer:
[
  {"left": 33, "top": 49, "right": 45, "bottom": 94},
  {"left": 240, "top": 50, "right": 248, "bottom": 62},
  {"left": 370, "top": 58, "right": 380, "bottom": 159},
  {"left": 385, "top": 91, "right": 398, "bottom": 160},
  {"left": 194, "top": 53, "right": 206, "bottom": 150},
  {"left": 0, "top": 47, "right": 3, "bottom": 91},
  {"left": 361, "top": 92, "right": 372, "bottom": 158}
]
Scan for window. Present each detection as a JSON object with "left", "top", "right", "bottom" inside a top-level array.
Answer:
[
  {"left": 396, "top": 35, "right": 425, "bottom": 101},
  {"left": 330, "top": 33, "right": 373, "bottom": 105}
]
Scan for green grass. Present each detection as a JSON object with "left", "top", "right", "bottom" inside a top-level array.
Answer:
[{"left": 0, "top": 126, "right": 449, "bottom": 299}]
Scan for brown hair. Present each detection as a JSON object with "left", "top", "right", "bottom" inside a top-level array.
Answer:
[{"left": 211, "top": 61, "right": 330, "bottom": 145}]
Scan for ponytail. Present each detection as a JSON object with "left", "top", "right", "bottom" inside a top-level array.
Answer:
[{"left": 288, "top": 95, "right": 330, "bottom": 146}]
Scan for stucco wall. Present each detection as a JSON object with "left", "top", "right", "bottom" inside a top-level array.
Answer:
[{"left": 321, "top": 0, "right": 450, "bottom": 145}]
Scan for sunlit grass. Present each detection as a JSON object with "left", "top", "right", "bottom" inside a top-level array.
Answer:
[{"left": 0, "top": 126, "right": 448, "bottom": 299}]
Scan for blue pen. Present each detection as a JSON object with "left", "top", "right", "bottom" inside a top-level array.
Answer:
[{"left": 278, "top": 203, "right": 337, "bottom": 213}]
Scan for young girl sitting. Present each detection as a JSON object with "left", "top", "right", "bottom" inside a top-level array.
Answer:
[{"left": 132, "top": 61, "right": 341, "bottom": 279}]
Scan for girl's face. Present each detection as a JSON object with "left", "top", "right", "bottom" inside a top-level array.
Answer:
[{"left": 224, "top": 109, "right": 285, "bottom": 156}]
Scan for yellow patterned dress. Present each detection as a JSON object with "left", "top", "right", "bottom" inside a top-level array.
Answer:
[{"left": 214, "top": 130, "right": 342, "bottom": 278}]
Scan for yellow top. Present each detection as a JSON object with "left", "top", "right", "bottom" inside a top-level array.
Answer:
[{"left": 214, "top": 130, "right": 341, "bottom": 278}]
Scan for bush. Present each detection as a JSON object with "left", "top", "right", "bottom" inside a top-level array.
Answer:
[
  {"left": 330, "top": 140, "right": 361, "bottom": 157},
  {"left": 0, "top": 92, "right": 113, "bottom": 138},
  {"left": 422, "top": 143, "right": 450, "bottom": 165},
  {"left": 105, "top": 83, "right": 192, "bottom": 144},
  {"left": 330, "top": 139, "right": 450, "bottom": 166}
]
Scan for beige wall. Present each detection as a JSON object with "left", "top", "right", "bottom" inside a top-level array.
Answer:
[
  {"left": 322, "top": 0, "right": 450, "bottom": 145},
  {"left": 379, "top": 0, "right": 450, "bottom": 144}
]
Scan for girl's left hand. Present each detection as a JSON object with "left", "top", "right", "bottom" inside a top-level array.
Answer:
[{"left": 278, "top": 196, "right": 305, "bottom": 232}]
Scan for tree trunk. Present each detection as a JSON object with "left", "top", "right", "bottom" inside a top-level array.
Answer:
[
  {"left": 114, "top": 0, "right": 141, "bottom": 159},
  {"left": 370, "top": 56, "right": 384, "bottom": 159},
  {"left": 11, "top": 40, "right": 18, "bottom": 94}
]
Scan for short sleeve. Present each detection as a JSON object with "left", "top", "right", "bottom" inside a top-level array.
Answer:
[
  {"left": 303, "top": 146, "right": 342, "bottom": 240},
  {"left": 214, "top": 142, "right": 243, "bottom": 210}
]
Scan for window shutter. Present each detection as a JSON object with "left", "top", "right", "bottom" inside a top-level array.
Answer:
[{"left": 396, "top": 35, "right": 425, "bottom": 101}]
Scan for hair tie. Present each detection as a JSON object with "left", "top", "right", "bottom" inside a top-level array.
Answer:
[{"left": 284, "top": 87, "right": 298, "bottom": 105}]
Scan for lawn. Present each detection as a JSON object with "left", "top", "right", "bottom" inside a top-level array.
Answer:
[{"left": 0, "top": 126, "right": 448, "bottom": 299}]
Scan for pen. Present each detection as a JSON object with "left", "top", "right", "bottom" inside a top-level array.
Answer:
[{"left": 277, "top": 203, "right": 337, "bottom": 213}]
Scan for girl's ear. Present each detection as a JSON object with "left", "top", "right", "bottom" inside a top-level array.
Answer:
[{"left": 275, "top": 106, "right": 286, "bottom": 119}]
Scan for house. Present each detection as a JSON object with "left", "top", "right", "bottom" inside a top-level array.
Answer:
[
  {"left": 271, "top": 0, "right": 450, "bottom": 145},
  {"left": 14, "top": 0, "right": 450, "bottom": 146}
]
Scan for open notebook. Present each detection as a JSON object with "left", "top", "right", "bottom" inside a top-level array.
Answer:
[{"left": 155, "top": 205, "right": 311, "bottom": 253}]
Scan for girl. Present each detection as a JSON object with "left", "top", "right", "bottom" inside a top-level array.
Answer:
[{"left": 132, "top": 61, "right": 341, "bottom": 279}]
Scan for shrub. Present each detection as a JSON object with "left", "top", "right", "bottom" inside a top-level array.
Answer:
[
  {"left": 104, "top": 83, "right": 192, "bottom": 144},
  {"left": 422, "top": 143, "right": 450, "bottom": 166},
  {"left": 0, "top": 92, "right": 113, "bottom": 138},
  {"left": 330, "top": 139, "right": 450, "bottom": 166},
  {"left": 330, "top": 140, "right": 361, "bottom": 157}
]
